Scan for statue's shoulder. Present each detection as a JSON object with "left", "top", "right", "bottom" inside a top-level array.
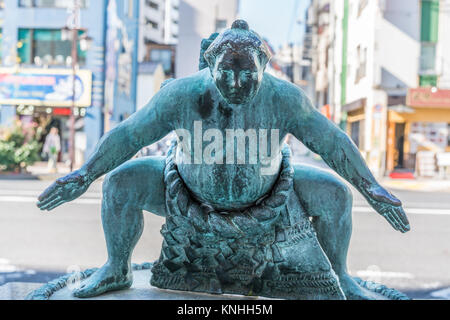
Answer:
[
  {"left": 163, "top": 69, "right": 211, "bottom": 98},
  {"left": 261, "top": 73, "right": 313, "bottom": 127},
  {"left": 262, "top": 73, "right": 305, "bottom": 103}
]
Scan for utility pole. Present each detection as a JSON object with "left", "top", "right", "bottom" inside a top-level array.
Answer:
[
  {"left": 70, "top": 12, "right": 79, "bottom": 172},
  {"left": 66, "top": 0, "right": 81, "bottom": 172}
]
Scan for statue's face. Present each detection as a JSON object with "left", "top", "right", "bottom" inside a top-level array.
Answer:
[{"left": 212, "top": 49, "right": 263, "bottom": 105}]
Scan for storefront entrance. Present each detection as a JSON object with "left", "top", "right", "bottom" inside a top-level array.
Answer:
[{"left": 394, "top": 123, "right": 406, "bottom": 169}]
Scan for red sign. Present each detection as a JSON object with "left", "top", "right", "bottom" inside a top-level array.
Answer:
[
  {"left": 407, "top": 88, "right": 450, "bottom": 108},
  {"left": 52, "top": 108, "right": 72, "bottom": 116}
]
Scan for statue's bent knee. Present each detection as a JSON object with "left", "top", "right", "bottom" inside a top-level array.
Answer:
[
  {"left": 103, "top": 169, "right": 125, "bottom": 195},
  {"left": 332, "top": 181, "right": 353, "bottom": 209}
]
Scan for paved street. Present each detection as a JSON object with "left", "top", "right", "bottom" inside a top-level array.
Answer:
[{"left": 0, "top": 178, "right": 449, "bottom": 300}]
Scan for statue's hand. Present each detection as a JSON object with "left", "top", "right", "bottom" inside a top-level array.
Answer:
[
  {"left": 365, "top": 185, "right": 410, "bottom": 233},
  {"left": 37, "top": 170, "right": 91, "bottom": 211},
  {"left": 199, "top": 32, "right": 219, "bottom": 70}
]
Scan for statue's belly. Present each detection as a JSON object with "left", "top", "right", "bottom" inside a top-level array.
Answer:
[{"left": 177, "top": 162, "right": 281, "bottom": 211}]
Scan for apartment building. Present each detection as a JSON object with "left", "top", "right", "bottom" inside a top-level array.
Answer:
[
  {"left": 175, "top": 0, "right": 239, "bottom": 78},
  {"left": 309, "top": 0, "right": 450, "bottom": 177}
]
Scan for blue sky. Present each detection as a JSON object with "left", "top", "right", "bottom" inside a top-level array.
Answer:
[{"left": 238, "top": 0, "right": 310, "bottom": 50}]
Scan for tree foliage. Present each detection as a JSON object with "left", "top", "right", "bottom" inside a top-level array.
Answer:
[{"left": 0, "top": 120, "right": 42, "bottom": 172}]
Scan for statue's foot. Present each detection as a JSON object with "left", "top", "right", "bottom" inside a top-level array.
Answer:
[
  {"left": 72, "top": 263, "right": 132, "bottom": 298},
  {"left": 338, "top": 274, "right": 389, "bottom": 300}
]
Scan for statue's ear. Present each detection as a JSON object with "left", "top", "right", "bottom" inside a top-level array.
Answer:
[
  {"left": 258, "top": 49, "right": 272, "bottom": 69},
  {"left": 199, "top": 33, "right": 219, "bottom": 71}
]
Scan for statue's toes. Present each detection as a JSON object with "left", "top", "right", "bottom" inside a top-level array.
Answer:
[
  {"left": 339, "top": 275, "right": 387, "bottom": 300},
  {"left": 72, "top": 271, "right": 132, "bottom": 298},
  {"left": 72, "top": 280, "right": 108, "bottom": 298},
  {"left": 72, "top": 284, "right": 100, "bottom": 298}
]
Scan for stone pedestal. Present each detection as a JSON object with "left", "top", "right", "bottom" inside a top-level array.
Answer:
[
  {"left": 23, "top": 268, "right": 270, "bottom": 300},
  {"left": 0, "top": 282, "right": 43, "bottom": 300}
]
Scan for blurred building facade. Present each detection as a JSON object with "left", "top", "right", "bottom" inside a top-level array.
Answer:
[
  {"left": 307, "top": 0, "right": 450, "bottom": 177},
  {"left": 299, "top": 7, "right": 316, "bottom": 102},
  {"left": 138, "top": 0, "right": 179, "bottom": 49},
  {"left": 273, "top": 43, "right": 303, "bottom": 85},
  {"left": 0, "top": 0, "right": 106, "bottom": 164},
  {"left": 0, "top": 0, "right": 140, "bottom": 164},
  {"left": 138, "top": 0, "right": 178, "bottom": 78},
  {"left": 175, "top": 0, "right": 239, "bottom": 78}
]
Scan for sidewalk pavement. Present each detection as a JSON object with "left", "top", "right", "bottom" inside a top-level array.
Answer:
[
  {"left": 24, "top": 161, "right": 72, "bottom": 180},
  {"left": 380, "top": 178, "right": 450, "bottom": 193},
  {"left": 292, "top": 154, "right": 450, "bottom": 193}
]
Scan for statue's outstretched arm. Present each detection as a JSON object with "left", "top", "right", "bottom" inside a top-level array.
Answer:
[
  {"left": 37, "top": 83, "right": 178, "bottom": 211},
  {"left": 290, "top": 89, "right": 410, "bottom": 233}
]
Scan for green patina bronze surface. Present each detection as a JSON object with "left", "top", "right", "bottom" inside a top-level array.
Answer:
[{"left": 35, "top": 20, "right": 411, "bottom": 300}]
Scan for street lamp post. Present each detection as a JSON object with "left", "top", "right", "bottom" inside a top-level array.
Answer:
[
  {"left": 62, "top": 0, "right": 81, "bottom": 172},
  {"left": 69, "top": 24, "right": 78, "bottom": 172},
  {"left": 63, "top": 0, "right": 91, "bottom": 172}
]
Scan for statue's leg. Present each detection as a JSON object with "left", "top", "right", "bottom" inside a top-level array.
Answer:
[
  {"left": 292, "top": 164, "right": 382, "bottom": 300},
  {"left": 73, "top": 156, "right": 166, "bottom": 298}
]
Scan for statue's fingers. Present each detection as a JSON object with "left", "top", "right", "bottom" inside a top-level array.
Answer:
[
  {"left": 393, "top": 207, "right": 411, "bottom": 232},
  {"left": 395, "top": 206, "right": 410, "bottom": 227},
  {"left": 37, "top": 189, "right": 62, "bottom": 208},
  {"left": 40, "top": 196, "right": 63, "bottom": 211},
  {"left": 38, "top": 183, "right": 58, "bottom": 201},
  {"left": 45, "top": 199, "right": 66, "bottom": 211},
  {"left": 387, "top": 210, "right": 408, "bottom": 233},
  {"left": 384, "top": 212, "right": 401, "bottom": 231},
  {"left": 389, "top": 211, "right": 404, "bottom": 231}
]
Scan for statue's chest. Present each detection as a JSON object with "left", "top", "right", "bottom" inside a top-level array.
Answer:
[{"left": 194, "top": 102, "right": 279, "bottom": 132}]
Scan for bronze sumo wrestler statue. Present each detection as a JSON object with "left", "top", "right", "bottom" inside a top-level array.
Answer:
[{"left": 37, "top": 20, "right": 410, "bottom": 300}]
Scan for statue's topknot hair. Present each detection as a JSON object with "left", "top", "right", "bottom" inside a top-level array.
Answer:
[
  {"left": 231, "top": 20, "right": 249, "bottom": 31},
  {"left": 204, "top": 19, "right": 272, "bottom": 68}
]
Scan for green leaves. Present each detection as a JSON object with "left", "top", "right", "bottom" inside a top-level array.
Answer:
[{"left": 0, "top": 126, "right": 41, "bottom": 172}]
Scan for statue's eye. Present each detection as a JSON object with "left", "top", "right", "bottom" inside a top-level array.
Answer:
[{"left": 220, "top": 70, "right": 234, "bottom": 78}]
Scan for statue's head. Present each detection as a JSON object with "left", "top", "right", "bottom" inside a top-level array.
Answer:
[{"left": 204, "top": 20, "right": 272, "bottom": 105}]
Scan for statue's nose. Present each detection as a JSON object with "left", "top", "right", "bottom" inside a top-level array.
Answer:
[{"left": 232, "top": 75, "right": 241, "bottom": 89}]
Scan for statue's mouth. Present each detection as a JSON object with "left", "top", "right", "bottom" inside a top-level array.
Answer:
[{"left": 226, "top": 93, "right": 251, "bottom": 104}]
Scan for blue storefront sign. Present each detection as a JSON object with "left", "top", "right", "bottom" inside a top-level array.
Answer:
[{"left": 0, "top": 68, "right": 92, "bottom": 107}]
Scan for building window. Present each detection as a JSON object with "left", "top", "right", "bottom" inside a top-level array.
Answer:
[
  {"left": 355, "top": 46, "right": 367, "bottom": 83},
  {"left": 146, "top": 19, "right": 158, "bottom": 30},
  {"left": 19, "top": 0, "right": 88, "bottom": 8},
  {"left": 146, "top": 0, "right": 158, "bottom": 10},
  {"left": 17, "top": 28, "right": 87, "bottom": 66},
  {"left": 150, "top": 48, "right": 172, "bottom": 73},
  {"left": 420, "top": 42, "right": 436, "bottom": 73},
  {"left": 215, "top": 19, "right": 227, "bottom": 33}
]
